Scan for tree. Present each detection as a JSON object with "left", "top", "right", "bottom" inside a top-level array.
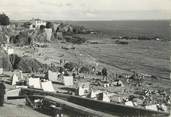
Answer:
[
  {"left": 40, "top": 25, "right": 45, "bottom": 31},
  {"left": 0, "top": 13, "right": 10, "bottom": 26},
  {"left": 46, "top": 21, "right": 53, "bottom": 28}
]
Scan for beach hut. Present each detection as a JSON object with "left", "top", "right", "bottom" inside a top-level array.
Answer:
[
  {"left": 41, "top": 81, "right": 55, "bottom": 92},
  {"left": 28, "top": 78, "right": 41, "bottom": 89}
]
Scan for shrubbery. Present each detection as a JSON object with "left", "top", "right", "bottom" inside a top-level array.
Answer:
[
  {"left": 46, "top": 22, "right": 53, "bottom": 29},
  {"left": 64, "top": 62, "right": 78, "bottom": 71},
  {"left": 0, "top": 13, "right": 10, "bottom": 25},
  {"left": 79, "top": 66, "right": 90, "bottom": 74}
]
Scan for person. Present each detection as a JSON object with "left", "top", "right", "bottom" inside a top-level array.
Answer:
[
  {"left": 0, "top": 80, "right": 6, "bottom": 106},
  {"left": 92, "top": 66, "right": 96, "bottom": 74},
  {"left": 101, "top": 67, "right": 108, "bottom": 81}
]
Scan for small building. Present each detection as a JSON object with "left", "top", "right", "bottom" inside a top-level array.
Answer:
[{"left": 29, "top": 18, "right": 46, "bottom": 29}]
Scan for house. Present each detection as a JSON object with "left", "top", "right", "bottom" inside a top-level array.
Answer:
[{"left": 29, "top": 18, "right": 46, "bottom": 29}]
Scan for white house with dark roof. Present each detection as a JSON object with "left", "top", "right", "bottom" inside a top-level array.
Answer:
[{"left": 29, "top": 18, "right": 46, "bottom": 29}]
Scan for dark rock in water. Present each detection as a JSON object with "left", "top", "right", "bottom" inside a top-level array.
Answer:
[
  {"left": 115, "top": 40, "right": 128, "bottom": 45},
  {"left": 64, "top": 36, "right": 86, "bottom": 44},
  {"left": 0, "top": 51, "right": 13, "bottom": 71}
]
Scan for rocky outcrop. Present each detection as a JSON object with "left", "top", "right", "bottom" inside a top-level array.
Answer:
[{"left": 0, "top": 50, "right": 13, "bottom": 71}]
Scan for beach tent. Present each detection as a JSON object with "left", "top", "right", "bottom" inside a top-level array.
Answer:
[
  {"left": 12, "top": 74, "right": 19, "bottom": 85},
  {"left": 7, "top": 48, "right": 14, "bottom": 55},
  {"left": 90, "top": 90, "right": 102, "bottom": 99},
  {"left": 13, "top": 70, "right": 24, "bottom": 80},
  {"left": 78, "top": 87, "right": 88, "bottom": 97},
  {"left": 78, "top": 87, "right": 84, "bottom": 96},
  {"left": 90, "top": 90, "right": 97, "bottom": 99},
  {"left": 125, "top": 101, "right": 134, "bottom": 107},
  {"left": 110, "top": 95, "right": 122, "bottom": 103},
  {"left": 160, "top": 104, "right": 167, "bottom": 112},
  {"left": 0, "top": 68, "right": 3, "bottom": 74},
  {"left": 99, "top": 92, "right": 110, "bottom": 102},
  {"left": 78, "top": 82, "right": 90, "bottom": 96},
  {"left": 41, "top": 81, "right": 55, "bottom": 92},
  {"left": 146, "top": 104, "right": 158, "bottom": 111},
  {"left": 48, "top": 70, "right": 58, "bottom": 82},
  {"left": 28, "top": 78, "right": 41, "bottom": 89},
  {"left": 63, "top": 76, "right": 73, "bottom": 86}
]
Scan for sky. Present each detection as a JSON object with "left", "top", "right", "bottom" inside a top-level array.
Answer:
[{"left": 0, "top": 0, "right": 171, "bottom": 20}]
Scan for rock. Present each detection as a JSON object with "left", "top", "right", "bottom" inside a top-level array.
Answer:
[
  {"left": 0, "top": 50, "right": 13, "bottom": 71},
  {"left": 17, "top": 57, "right": 49, "bottom": 73}
]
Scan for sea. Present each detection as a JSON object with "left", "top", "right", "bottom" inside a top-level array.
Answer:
[
  {"left": 66, "top": 20, "right": 171, "bottom": 40},
  {"left": 64, "top": 20, "right": 171, "bottom": 79}
]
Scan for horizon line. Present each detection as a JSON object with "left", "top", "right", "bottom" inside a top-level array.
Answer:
[{"left": 10, "top": 18, "right": 171, "bottom": 22}]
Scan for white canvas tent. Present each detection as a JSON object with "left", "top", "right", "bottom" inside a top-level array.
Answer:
[
  {"left": 102, "top": 93, "right": 110, "bottom": 102},
  {"left": 90, "top": 90, "right": 101, "bottom": 99},
  {"left": 48, "top": 70, "right": 58, "bottom": 82},
  {"left": 12, "top": 74, "right": 19, "bottom": 85},
  {"left": 146, "top": 105, "right": 158, "bottom": 111},
  {"left": 63, "top": 76, "right": 73, "bottom": 86},
  {"left": 78, "top": 82, "right": 90, "bottom": 96},
  {"left": 13, "top": 70, "right": 24, "bottom": 80},
  {"left": 7, "top": 48, "right": 14, "bottom": 55},
  {"left": 28, "top": 78, "right": 41, "bottom": 89},
  {"left": 41, "top": 81, "right": 55, "bottom": 92},
  {"left": 125, "top": 101, "right": 134, "bottom": 107},
  {"left": 0, "top": 68, "right": 3, "bottom": 74},
  {"left": 78, "top": 87, "right": 86, "bottom": 96},
  {"left": 110, "top": 96, "right": 122, "bottom": 103}
]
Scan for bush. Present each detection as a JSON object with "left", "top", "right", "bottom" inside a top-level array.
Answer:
[
  {"left": 46, "top": 21, "right": 53, "bottom": 29},
  {"left": 40, "top": 25, "right": 46, "bottom": 32},
  {"left": 17, "top": 56, "right": 49, "bottom": 73},
  {"left": 0, "top": 13, "right": 10, "bottom": 25},
  {"left": 79, "top": 66, "right": 90, "bottom": 74},
  {"left": 64, "top": 62, "right": 78, "bottom": 71},
  {"left": 13, "top": 31, "right": 32, "bottom": 46}
]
